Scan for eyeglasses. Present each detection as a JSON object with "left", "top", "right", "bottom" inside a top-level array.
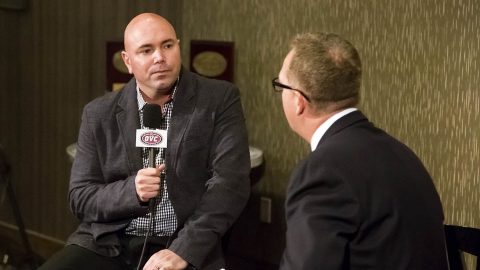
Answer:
[{"left": 271, "top": 77, "right": 311, "bottom": 102}]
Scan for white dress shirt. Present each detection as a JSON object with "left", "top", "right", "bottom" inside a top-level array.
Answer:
[{"left": 310, "top": 108, "right": 358, "bottom": 151}]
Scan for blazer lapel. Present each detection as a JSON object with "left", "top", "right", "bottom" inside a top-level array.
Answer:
[
  {"left": 167, "top": 69, "right": 196, "bottom": 169},
  {"left": 116, "top": 79, "right": 143, "bottom": 173}
]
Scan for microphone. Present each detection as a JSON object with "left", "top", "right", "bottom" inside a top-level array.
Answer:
[
  {"left": 142, "top": 104, "right": 163, "bottom": 168},
  {"left": 134, "top": 104, "right": 167, "bottom": 270},
  {"left": 137, "top": 103, "right": 165, "bottom": 211}
]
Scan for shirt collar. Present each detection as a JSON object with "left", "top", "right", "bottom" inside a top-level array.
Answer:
[
  {"left": 136, "top": 85, "right": 147, "bottom": 111},
  {"left": 310, "top": 107, "right": 358, "bottom": 151}
]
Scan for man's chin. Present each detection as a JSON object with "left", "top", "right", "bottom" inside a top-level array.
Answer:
[{"left": 152, "top": 79, "right": 176, "bottom": 91}]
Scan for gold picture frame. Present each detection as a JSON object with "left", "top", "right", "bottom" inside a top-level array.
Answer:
[{"left": 190, "top": 40, "right": 234, "bottom": 82}]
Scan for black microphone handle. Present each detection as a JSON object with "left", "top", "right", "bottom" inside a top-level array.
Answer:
[
  {"left": 148, "top": 147, "right": 157, "bottom": 212},
  {"left": 148, "top": 147, "right": 156, "bottom": 168}
]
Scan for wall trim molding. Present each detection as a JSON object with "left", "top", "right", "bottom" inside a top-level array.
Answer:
[{"left": 0, "top": 220, "right": 65, "bottom": 259}]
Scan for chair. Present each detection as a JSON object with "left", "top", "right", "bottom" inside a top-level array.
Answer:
[{"left": 445, "top": 224, "right": 480, "bottom": 270}]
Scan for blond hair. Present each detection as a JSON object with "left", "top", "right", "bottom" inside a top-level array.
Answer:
[{"left": 289, "top": 33, "right": 362, "bottom": 111}]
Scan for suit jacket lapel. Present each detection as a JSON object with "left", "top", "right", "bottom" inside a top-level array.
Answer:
[
  {"left": 116, "top": 79, "right": 143, "bottom": 173},
  {"left": 168, "top": 69, "right": 196, "bottom": 169}
]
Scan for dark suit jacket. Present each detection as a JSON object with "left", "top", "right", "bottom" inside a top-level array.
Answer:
[
  {"left": 66, "top": 69, "right": 250, "bottom": 269},
  {"left": 280, "top": 110, "right": 448, "bottom": 270}
]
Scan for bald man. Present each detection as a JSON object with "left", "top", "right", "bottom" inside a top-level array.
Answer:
[{"left": 39, "top": 13, "right": 250, "bottom": 270}]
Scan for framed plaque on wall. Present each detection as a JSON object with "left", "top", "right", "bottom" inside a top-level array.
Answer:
[
  {"left": 190, "top": 40, "right": 234, "bottom": 82},
  {"left": 106, "top": 41, "right": 132, "bottom": 91}
]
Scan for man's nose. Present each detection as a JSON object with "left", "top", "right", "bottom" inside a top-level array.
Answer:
[{"left": 153, "top": 49, "right": 165, "bottom": 63}]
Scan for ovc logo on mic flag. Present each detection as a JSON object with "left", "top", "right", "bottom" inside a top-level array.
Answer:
[{"left": 135, "top": 129, "right": 167, "bottom": 148}]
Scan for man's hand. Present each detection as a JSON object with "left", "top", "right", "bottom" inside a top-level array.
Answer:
[
  {"left": 143, "top": 249, "right": 189, "bottom": 270},
  {"left": 135, "top": 164, "right": 165, "bottom": 202}
]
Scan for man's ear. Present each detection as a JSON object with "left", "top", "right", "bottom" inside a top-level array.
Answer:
[
  {"left": 295, "top": 94, "right": 306, "bottom": 116},
  {"left": 121, "top": 51, "right": 133, "bottom": 74}
]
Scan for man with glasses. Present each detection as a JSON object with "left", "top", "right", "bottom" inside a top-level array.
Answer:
[{"left": 274, "top": 33, "right": 448, "bottom": 270}]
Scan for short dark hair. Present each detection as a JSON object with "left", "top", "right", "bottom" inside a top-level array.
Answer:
[{"left": 289, "top": 33, "right": 362, "bottom": 111}]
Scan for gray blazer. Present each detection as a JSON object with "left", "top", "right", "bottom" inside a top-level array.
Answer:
[{"left": 67, "top": 69, "right": 250, "bottom": 269}]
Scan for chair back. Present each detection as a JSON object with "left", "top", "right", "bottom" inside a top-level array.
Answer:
[{"left": 445, "top": 224, "right": 480, "bottom": 270}]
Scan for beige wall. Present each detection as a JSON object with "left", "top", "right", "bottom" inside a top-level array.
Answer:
[
  {"left": 1, "top": 0, "right": 479, "bottom": 268},
  {"left": 181, "top": 0, "right": 480, "bottom": 266}
]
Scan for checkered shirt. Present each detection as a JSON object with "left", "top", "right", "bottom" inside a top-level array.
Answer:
[{"left": 125, "top": 84, "right": 178, "bottom": 237}]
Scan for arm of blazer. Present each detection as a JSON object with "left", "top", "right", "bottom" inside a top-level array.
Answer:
[
  {"left": 167, "top": 76, "right": 251, "bottom": 268},
  {"left": 68, "top": 90, "right": 148, "bottom": 224},
  {"left": 280, "top": 154, "right": 359, "bottom": 270}
]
